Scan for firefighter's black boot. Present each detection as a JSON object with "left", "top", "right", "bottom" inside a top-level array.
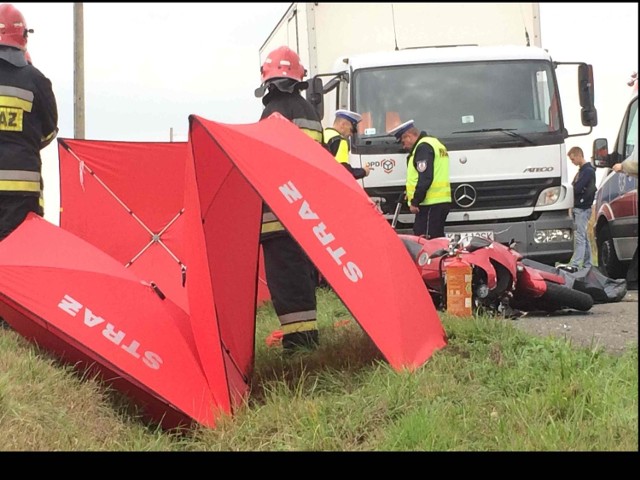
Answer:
[{"left": 282, "top": 329, "right": 319, "bottom": 354}]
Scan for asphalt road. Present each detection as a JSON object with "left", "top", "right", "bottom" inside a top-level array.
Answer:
[{"left": 507, "top": 289, "right": 638, "bottom": 355}]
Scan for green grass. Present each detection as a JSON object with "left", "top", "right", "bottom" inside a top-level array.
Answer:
[{"left": 0, "top": 287, "right": 637, "bottom": 451}]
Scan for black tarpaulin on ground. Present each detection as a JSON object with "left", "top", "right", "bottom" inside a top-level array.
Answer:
[{"left": 521, "top": 259, "right": 627, "bottom": 304}]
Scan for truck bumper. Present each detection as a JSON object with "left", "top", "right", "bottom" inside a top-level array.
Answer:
[
  {"left": 391, "top": 211, "right": 566, "bottom": 266},
  {"left": 442, "top": 211, "right": 574, "bottom": 265}
]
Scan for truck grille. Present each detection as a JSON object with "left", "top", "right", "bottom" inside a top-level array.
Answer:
[
  {"left": 367, "top": 177, "right": 559, "bottom": 215},
  {"left": 450, "top": 178, "right": 559, "bottom": 212}
]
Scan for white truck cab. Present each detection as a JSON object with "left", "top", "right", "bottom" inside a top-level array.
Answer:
[
  {"left": 308, "top": 45, "right": 597, "bottom": 264},
  {"left": 261, "top": 3, "right": 598, "bottom": 265}
]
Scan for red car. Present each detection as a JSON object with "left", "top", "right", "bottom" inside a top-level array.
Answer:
[{"left": 592, "top": 86, "right": 637, "bottom": 279}]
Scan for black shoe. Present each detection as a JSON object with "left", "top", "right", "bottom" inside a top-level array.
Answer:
[
  {"left": 282, "top": 330, "right": 319, "bottom": 354},
  {"left": 557, "top": 263, "right": 578, "bottom": 273}
]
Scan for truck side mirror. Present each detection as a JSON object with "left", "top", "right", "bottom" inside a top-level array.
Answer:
[
  {"left": 581, "top": 109, "right": 598, "bottom": 126},
  {"left": 592, "top": 138, "right": 612, "bottom": 168},
  {"left": 578, "top": 64, "right": 598, "bottom": 127},
  {"left": 306, "top": 76, "right": 325, "bottom": 120},
  {"left": 323, "top": 77, "right": 341, "bottom": 94}
]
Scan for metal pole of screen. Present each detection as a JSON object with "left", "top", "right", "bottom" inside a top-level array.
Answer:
[
  {"left": 391, "top": 191, "right": 405, "bottom": 229},
  {"left": 73, "top": 3, "right": 85, "bottom": 139}
]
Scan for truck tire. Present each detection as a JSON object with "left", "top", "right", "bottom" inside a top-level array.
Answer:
[
  {"left": 597, "top": 226, "right": 626, "bottom": 279},
  {"left": 538, "top": 281, "right": 594, "bottom": 312}
]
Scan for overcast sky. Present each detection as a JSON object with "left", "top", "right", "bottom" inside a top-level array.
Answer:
[{"left": 9, "top": 2, "right": 639, "bottom": 224}]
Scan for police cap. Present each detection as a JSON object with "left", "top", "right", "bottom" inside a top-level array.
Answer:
[
  {"left": 335, "top": 109, "right": 362, "bottom": 126},
  {"left": 388, "top": 119, "right": 415, "bottom": 139}
]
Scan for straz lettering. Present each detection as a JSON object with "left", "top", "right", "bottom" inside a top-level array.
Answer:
[
  {"left": 0, "top": 107, "right": 23, "bottom": 131},
  {"left": 58, "top": 294, "right": 163, "bottom": 369},
  {"left": 279, "top": 181, "right": 363, "bottom": 283}
]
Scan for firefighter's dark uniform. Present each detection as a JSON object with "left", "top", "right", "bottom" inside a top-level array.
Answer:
[
  {"left": 259, "top": 84, "right": 323, "bottom": 351},
  {"left": 406, "top": 132, "right": 451, "bottom": 238},
  {"left": 0, "top": 46, "right": 58, "bottom": 241},
  {"left": 323, "top": 127, "right": 368, "bottom": 180}
]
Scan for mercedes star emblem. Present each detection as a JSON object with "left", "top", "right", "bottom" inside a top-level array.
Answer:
[{"left": 454, "top": 184, "right": 477, "bottom": 208}]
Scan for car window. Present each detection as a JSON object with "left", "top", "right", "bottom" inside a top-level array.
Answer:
[
  {"left": 618, "top": 97, "right": 637, "bottom": 159},
  {"left": 602, "top": 97, "right": 638, "bottom": 204}
]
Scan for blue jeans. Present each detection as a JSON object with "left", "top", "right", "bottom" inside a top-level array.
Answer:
[{"left": 570, "top": 207, "right": 592, "bottom": 269}]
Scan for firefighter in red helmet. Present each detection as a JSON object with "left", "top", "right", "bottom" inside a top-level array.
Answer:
[
  {"left": 0, "top": 3, "right": 58, "bottom": 242},
  {"left": 255, "top": 46, "right": 324, "bottom": 353}
]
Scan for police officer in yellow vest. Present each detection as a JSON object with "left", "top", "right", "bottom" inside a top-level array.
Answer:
[
  {"left": 323, "top": 109, "right": 371, "bottom": 180},
  {"left": 389, "top": 119, "right": 451, "bottom": 238}
]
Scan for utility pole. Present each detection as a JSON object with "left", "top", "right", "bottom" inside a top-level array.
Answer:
[{"left": 73, "top": 3, "right": 85, "bottom": 139}]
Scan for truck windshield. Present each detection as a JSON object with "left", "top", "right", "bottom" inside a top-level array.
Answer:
[{"left": 352, "top": 60, "right": 561, "bottom": 149}]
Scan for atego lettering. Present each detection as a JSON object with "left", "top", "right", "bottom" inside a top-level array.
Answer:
[
  {"left": 523, "top": 167, "right": 554, "bottom": 173},
  {"left": 278, "top": 181, "right": 363, "bottom": 282},
  {"left": 58, "top": 294, "right": 163, "bottom": 369}
]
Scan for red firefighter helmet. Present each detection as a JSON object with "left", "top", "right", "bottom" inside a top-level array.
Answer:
[
  {"left": 0, "top": 3, "right": 30, "bottom": 50},
  {"left": 260, "top": 46, "right": 307, "bottom": 84}
]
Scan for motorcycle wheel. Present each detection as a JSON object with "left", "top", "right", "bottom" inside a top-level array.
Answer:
[
  {"left": 429, "top": 291, "right": 445, "bottom": 311},
  {"left": 538, "top": 281, "right": 594, "bottom": 312}
]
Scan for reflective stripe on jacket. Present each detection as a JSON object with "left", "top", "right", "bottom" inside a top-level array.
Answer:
[
  {"left": 294, "top": 118, "right": 324, "bottom": 143},
  {"left": 261, "top": 210, "right": 285, "bottom": 234},
  {"left": 0, "top": 169, "right": 40, "bottom": 193}
]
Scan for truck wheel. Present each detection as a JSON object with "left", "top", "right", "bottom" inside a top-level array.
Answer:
[
  {"left": 539, "top": 281, "right": 594, "bottom": 312},
  {"left": 597, "top": 226, "right": 626, "bottom": 279}
]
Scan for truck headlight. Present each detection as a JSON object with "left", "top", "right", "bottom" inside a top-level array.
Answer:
[
  {"left": 533, "top": 229, "right": 572, "bottom": 243},
  {"left": 535, "top": 187, "right": 561, "bottom": 206}
]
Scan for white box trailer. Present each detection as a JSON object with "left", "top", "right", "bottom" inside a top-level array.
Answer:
[
  {"left": 259, "top": 3, "right": 598, "bottom": 265},
  {"left": 260, "top": 3, "right": 542, "bottom": 79}
]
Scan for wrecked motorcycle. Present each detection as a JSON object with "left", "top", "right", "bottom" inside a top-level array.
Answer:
[{"left": 398, "top": 234, "right": 594, "bottom": 316}]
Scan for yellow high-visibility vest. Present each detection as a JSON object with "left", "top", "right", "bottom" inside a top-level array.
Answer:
[
  {"left": 323, "top": 128, "right": 348, "bottom": 164},
  {"left": 406, "top": 136, "right": 451, "bottom": 206}
]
